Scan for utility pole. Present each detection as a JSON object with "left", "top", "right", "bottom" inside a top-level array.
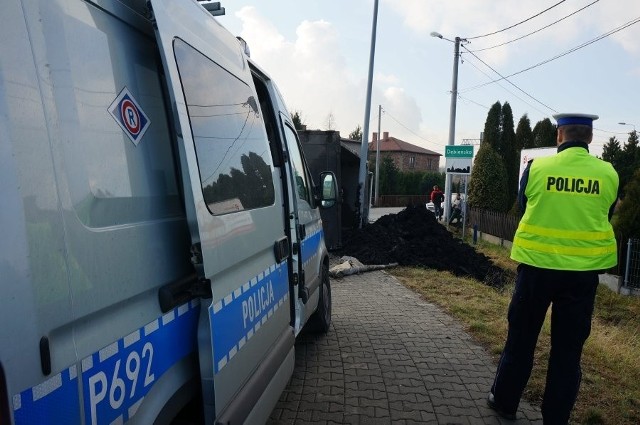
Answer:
[
  {"left": 431, "top": 32, "right": 466, "bottom": 222},
  {"left": 375, "top": 105, "right": 382, "bottom": 207},
  {"left": 443, "top": 36, "right": 462, "bottom": 223},
  {"left": 357, "top": 0, "right": 379, "bottom": 228}
]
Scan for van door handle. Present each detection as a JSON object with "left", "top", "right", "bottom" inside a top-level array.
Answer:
[
  {"left": 158, "top": 272, "right": 211, "bottom": 313},
  {"left": 298, "top": 224, "right": 306, "bottom": 239},
  {"left": 274, "top": 236, "right": 290, "bottom": 263}
]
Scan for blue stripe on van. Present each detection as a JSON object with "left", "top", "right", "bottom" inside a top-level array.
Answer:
[
  {"left": 210, "top": 262, "right": 289, "bottom": 373},
  {"left": 12, "top": 301, "right": 200, "bottom": 425},
  {"left": 300, "top": 227, "right": 323, "bottom": 268},
  {"left": 12, "top": 366, "right": 81, "bottom": 425}
]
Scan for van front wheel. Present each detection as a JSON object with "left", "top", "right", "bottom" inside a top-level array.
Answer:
[{"left": 308, "top": 263, "right": 331, "bottom": 334}]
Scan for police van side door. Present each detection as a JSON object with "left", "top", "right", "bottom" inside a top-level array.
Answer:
[
  {"left": 279, "top": 118, "right": 324, "bottom": 332},
  {"left": 149, "top": 1, "right": 293, "bottom": 423}
]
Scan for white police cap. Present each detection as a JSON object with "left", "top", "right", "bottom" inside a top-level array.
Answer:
[{"left": 552, "top": 113, "right": 599, "bottom": 127}]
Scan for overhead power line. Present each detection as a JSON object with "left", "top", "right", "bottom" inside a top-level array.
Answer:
[
  {"left": 594, "top": 128, "right": 636, "bottom": 136},
  {"left": 462, "top": 46, "right": 558, "bottom": 114},
  {"left": 462, "top": 55, "right": 553, "bottom": 117},
  {"left": 464, "top": 0, "right": 567, "bottom": 40},
  {"left": 380, "top": 108, "right": 444, "bottom": 149},
  {"left": 461, "top": 16, "right": 640, "bottom": 92},
  {"left": 469, "top": 0, "right": 599, "bottom": 53},
  {"left": 457, "top": 94, "right": 489, "bottom": 110}
]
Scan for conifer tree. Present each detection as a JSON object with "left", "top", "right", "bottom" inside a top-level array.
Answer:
[
  {"left": 618, "top": 130, "right": 640, "bottom": 195},
  {"left": 532, "top": 118, "right": 556, "bottom": 147},
  {"left": 483, "top": 101, "right": 502, "bottom": 150},
  {"left": 468, "top": 145, "right": 510, "bottom": 212},
  {"left": 379, "top": 156, "right": 399, "bottom": 195},
  {"left": 501, "top": 103, "right": 519, "bottom": 207},
  {"left": 516, "top": 114, "right": 533, "bottom": 150},
  {"left": 602, "top": 136, "right": 622, "bottom": 164},
  {"left": 613, "top": 168, "right": 640, "bottom": 272}
]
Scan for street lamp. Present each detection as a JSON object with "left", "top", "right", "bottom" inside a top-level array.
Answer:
[
  {"left": 619, "top": 122, "right": 636, "bottom": 132},
  {"left": 431, "top": 32, "right": 467, "bottom": 222}
]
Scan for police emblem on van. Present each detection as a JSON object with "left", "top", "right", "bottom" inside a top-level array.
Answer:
[{"left": 108, "top": 87, "right": 151, "bottom": 146}]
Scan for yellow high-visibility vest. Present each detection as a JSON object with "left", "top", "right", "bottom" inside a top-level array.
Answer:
[{"left": 510, "top": 146, "right": 618, "bottom": 270}]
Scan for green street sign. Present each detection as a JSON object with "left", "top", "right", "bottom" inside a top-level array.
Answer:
[
  {"left": 445, "top": 145, "right": 474, "bottom": 174},
  {"left": 445, "top": 145, "right": 474, "bottom": 158}
]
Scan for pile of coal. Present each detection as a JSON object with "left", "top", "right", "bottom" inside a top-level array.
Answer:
[{"left": 337, "top": 204, "right": 512, "bottom": 288}]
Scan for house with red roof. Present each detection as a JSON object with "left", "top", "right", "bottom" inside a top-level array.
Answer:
[{"left": 368, "top": 132, "right": 441, "bottom": 173}]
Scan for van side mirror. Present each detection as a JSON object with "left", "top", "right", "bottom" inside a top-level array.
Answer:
[{"left": 318, "top": 172, "right": 338, "bottom": 208}]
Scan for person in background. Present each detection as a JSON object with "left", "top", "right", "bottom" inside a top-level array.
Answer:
[
  {"left": 449, "top": 193, "right": 463, "bottom": 225},
  {"left": 487, "top": 113, "right": 619, "bottom": 424},
  {"left": 430, "top": 185, "right": 444, "bottom": 220}
]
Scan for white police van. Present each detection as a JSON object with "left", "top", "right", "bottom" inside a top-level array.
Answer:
[{"left": 0, "top": 0, "right": 337, "bottom": 423}]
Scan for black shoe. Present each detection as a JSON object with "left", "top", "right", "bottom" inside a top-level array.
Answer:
[{"left": 487, "top": 393, "right": 517, "bottom": 420}]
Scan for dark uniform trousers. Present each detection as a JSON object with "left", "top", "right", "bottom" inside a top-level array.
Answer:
[{"left": 491, "top": 264, "right": 599, "bottom": 424}]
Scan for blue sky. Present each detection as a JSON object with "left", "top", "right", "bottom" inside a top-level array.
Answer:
[{"left": 220, "top": 0, "right": 640, "bottom": 157}]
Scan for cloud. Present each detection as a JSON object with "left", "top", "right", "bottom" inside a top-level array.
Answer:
[
  {"left": 382, "top": 87, "right": 421, "bottom": 131},
  {"left": 375, "top": 73, "right": 401, "bottom": 86},
  {"left": 235, "top": 6, "right": 425, "bottom": 140},
  {"left": 592, "top": 4, "right": 640, "bottom": 55},
  {"left": 384, "top": 0, "right": 640, "bottom": 66},
  {"left": 236, "top": 7, "right": 356, "bottom": 131},
  {"left": 235, "top": 7, "right": 287, "bottom": 54}
]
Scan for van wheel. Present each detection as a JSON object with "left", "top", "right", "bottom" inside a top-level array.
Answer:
[{"left": 308, "top": 263, "right": 331, "bottom": 334}]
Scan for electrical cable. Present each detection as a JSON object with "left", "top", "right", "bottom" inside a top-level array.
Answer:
[
  {"left": 462, "top": 16, "right": 640, "bottom": 92},
  {"left": 457, "top": 94, "right": 489, "bottom": 110},
  {"left": 469, "top": 0, "right": 599, "bottom": 52},
  {"left": 462, "top": 47, "right": 558, "bottom": 114},
  {"left": 594, "top": 128, "right": 636, "bottom": 135},
  {"left": 380, "top": 107, "right": 444, "bottom": 149},
  {"left": 465, "top": 0, "right": 567, "bottom": 40},
  {"left": 462, "top": 55, "right": 553, "bottom": 117}
]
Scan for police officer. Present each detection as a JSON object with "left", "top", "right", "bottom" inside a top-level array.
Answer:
[{"left": 487, "top": 113, "right": 619, "bottom": 423}]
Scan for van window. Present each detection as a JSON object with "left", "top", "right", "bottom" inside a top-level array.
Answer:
[
  {"left": 57, "top": 11, "right": 182, "bottom": 227},
  {"left": 173, "top": 39, "right": 275, "bottom": 215},
  {"left": 282, "top": 124, "right": 310, "bottom": 204}
]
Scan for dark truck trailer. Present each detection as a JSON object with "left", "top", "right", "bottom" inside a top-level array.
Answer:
[{"left": 299, "top": 130, "right": 366, "bottom": 250}]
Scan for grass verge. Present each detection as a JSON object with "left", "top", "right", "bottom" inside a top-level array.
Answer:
[{"left": 390, "top": 241, "right": 640, "bottom": 425}]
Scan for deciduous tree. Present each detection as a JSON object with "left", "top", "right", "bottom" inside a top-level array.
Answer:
[
  {"left": 291, "top": 111, "right": 306, "bottom": 131},
  {"left": 325, "top": 112, "right": 336, "bottom": 130},
  {"left": 348, "top": 125, "right": 363, "bottom": 141}
]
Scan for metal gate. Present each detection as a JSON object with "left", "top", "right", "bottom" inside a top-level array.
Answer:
[{"left": 624, "top": 238, "right": 640, "bottom": 289}]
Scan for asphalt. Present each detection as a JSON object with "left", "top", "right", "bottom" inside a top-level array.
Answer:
[{"left": 267, "top": 258, "right": 544, "bottom": 424}]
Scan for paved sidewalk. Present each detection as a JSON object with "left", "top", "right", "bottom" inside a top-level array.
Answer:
[
  {"left": 368, "top": 207, "right": 404, "bottom": 223},
  {"left": 268, "top": 270, "right": 542, "bottom": 424}
]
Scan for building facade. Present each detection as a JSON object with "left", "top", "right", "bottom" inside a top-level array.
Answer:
[{"left": 368, "top": 132, "right": 441, "bottom": 172}]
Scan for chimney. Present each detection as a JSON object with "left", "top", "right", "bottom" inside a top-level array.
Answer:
[
  {"left": 372, "top": 132, "right": 378, "bottom": 142},
  {"left": 383, "top": 131, "right": 389, "bottom": 140}
]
